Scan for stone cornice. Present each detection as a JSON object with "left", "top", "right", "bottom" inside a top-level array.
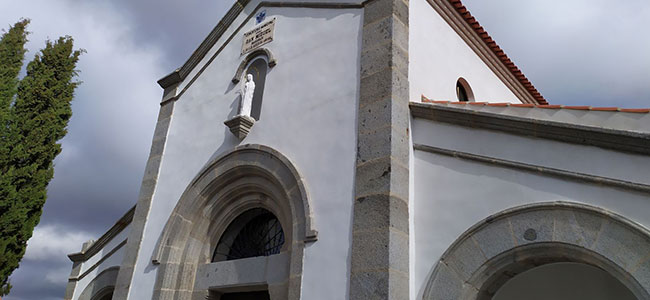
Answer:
[
  {"left": 410, "top": 102, "right": 650, "bottom": 155},
  {"left": 414, "top": 144, "right": 650, "bottom": 194},
  {"left": 67, "top": 205, "right": 135, "bottom": 263}
]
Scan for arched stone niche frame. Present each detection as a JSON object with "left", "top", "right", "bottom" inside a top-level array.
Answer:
[
  {"left": 77, "top": 267, "right": 118, "bottom": 300},
  {"left": 232, "top": 48, "right": 277, "bottom": 84},
  {"left": 455, "top": 77, "right": 474, "bottom": 102},
  {"left": 151, "top": 144, "right": 317, "bottom": 300},
  {"left": 423, "top": 202, "right": 650, "bottom": 300}
]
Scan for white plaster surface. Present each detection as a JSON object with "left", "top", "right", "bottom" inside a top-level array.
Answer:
[
  {"left": 413, "top": 118, "right": 650, "bottom": 185},
  {"left": 411, "top": 120, "right": 650, "bottom": 298},
  {"left": 71, "top": 225, "right": 129, "bottom": 300},
  {"left": 409, "top": 0, "right": 523, "bottom": 103},
  {"left": 127, "top": 5, "right": 362, "bottom": 300}
]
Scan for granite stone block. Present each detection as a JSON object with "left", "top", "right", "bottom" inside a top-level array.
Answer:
[
  {"left": 424, "top": 262, "right": 463, "bottom": 300},
  {"left": 353, "top": 194, "right": 408, "bottom": 233}
]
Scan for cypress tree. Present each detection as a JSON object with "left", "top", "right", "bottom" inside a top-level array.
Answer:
[
  {"left": 0, "top": 19, "right": 29, "bottom": 167},
  {"left": 0, "top": 20, "right": 82, "bottom": 295},
  {"left": 0, "top": 20, "right": 30, "bottom": 296}
]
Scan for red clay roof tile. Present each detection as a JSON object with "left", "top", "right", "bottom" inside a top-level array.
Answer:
[
  {"left": 536, "top": 105, "right": 563, "bottom": 109},
  {"left": 447, "top": 0, "right": 549, "bottom": 105},
  {"left": 511, "top": 103, "right": 536, "bottom": 107},
  {"left": 419, "top": 95, "right": 649, "bottom": 113},
  {"left": 564, "top": 106, "right": 591, "bottom": 110},
  {"left": 620, "top": 108, "right": 650, "bottom": 113},
  {"left": 590, "top": 107, "right": 619, "bottom": 111}
]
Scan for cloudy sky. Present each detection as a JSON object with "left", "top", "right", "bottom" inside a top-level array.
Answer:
[{"left": 1, "top": 0, "right": 648, "bottom": 299}]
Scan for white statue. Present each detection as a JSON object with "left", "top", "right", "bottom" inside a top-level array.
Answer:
[{"left": 238, "top": 74, "right": 255, "bottom": 118}]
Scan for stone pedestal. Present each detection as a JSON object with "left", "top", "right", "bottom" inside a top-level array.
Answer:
[{"left": 224, "top": 115, "right": 255, "bottom": 139}]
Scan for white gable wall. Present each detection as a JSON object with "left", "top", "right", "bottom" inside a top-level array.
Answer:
[
  {"left": 126, "top": 5, "right": 362, "bottom": 300},
  {"left": 409, "top": 0, "right": 523, "bottom": 103}
]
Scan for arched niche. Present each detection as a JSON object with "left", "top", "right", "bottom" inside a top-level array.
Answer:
[
  {"left": 422, "top": 202, "right": 650, "bottom": 299},
  {"left": 456, "top": 77, "right": 474, "bottom": 102},
  {"left": 232, "top": 48, "right": 276, "bottom": 121},
  {"left": 151, "top": 144, "right": 316, "bottom": 300},
  {"left": 232, "top": 48, "right": 276, "bottom": 84},
  {"left": 77, "top": 267, "right": 118, "bottom": 300}
]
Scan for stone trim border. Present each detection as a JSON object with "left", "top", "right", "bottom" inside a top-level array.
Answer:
[
  {"left": 112, "top": 100, "right": 175, "bottom": 299},
  {"left": 157, "top": 0, "right": 252, "bottom": 88},
  {"left": 423, "top": 202, "right": 650, "bottom": 299},
  {"left": 413, "top": 144, "right": 650, "bottom": 194},
  {"left": 410, "top": 102, "right": 650, "bottom": 155},
  {"left": 150, "top": 144, "right": 315, "bottom": 300},
  {"left": 77, "top": 266, "right": 119, "bottom": 300},
  {"left": 70, "top": 240, "right": 127, "bottom": 282},
  {"left": 231, "top": 48, "right": 277, "bottom": 83},
  {"left": 68, "top": 206, "right": 134, "bottom": 263},
  {"left": 349, "top": 0, "right": 410, "bottom": 299}
]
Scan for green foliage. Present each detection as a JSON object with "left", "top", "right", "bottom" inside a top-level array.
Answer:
[
  {"left": 0, "top": 20, "right": 82, "bottom": 296},
  {"left": 0, "top": 19, "right": 29, "bottom": 171}
]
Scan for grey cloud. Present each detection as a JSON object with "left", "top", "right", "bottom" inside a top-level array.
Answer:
[
  {"left": 463, "top": 0, "right": 650, "bottom": 107},
  {"left": 106, "top": 0, "right": 234, "bottom": 71}
]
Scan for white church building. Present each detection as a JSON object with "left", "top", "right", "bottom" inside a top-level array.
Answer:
[{"left": 64, "top": 0, "right": 650, "bottom": 299}]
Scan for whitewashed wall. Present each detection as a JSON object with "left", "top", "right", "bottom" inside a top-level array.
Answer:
[
  {"left": 71, "top": 224, "right": 129, "bottom": 300},
  {"left": 411, "top": 117, "right": 650, "bottom": 299},
  {"left": 127, "top": 4, "right": 362, "bottom": 300},
  {"left": 409, "top": 0, "right": 522, "bottom": 103}
]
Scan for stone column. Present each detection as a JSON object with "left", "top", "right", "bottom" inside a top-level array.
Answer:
[{"left": 350, "top": 0, "right": 409, "bottom": 299}]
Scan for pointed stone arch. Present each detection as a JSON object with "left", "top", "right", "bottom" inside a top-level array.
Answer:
[
  {"left": 151, "top": 144, "right": 316, "bottom": 300},
  {"left": 423, "top": 202, "right": 650, "bottom": 299}
]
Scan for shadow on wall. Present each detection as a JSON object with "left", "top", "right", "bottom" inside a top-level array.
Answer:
[{"left": 493, "top": 262, "right": 636, "bottom": 300}]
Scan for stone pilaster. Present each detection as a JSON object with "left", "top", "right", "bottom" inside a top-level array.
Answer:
[
  {"left": 63, "top": 261, "right": 81, "bottom": 300},
  {"left": 350, "top": 0, "right": 410, "bottom": 299},
  {"left": 112, "top": 97, "right": 175, "bottom": 299}
]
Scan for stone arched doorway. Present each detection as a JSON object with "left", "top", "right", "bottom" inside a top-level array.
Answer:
[
  {"left": 151, "top": 144, "right": 317, "bottom": 300},
  {"left": 423, "top": 202, "right": 650, "bottom": 299}
]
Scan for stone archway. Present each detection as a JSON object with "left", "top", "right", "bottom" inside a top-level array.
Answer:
[
  {"left": 151, "top": 144, "right": 316, "bottom": 300},
  {"left": 423, "top": 202, "right": 650, "bottom": 299},
  {"left": 77, "top": 267, "right": 118, "bottom": 300}
]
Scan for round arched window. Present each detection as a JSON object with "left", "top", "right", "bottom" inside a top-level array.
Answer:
[
  {"left": 212, "top": 208, "right": 285, "bottom": 262},
  {"left": 456, "top": 78, "right": 474, "bottom": 102}
]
